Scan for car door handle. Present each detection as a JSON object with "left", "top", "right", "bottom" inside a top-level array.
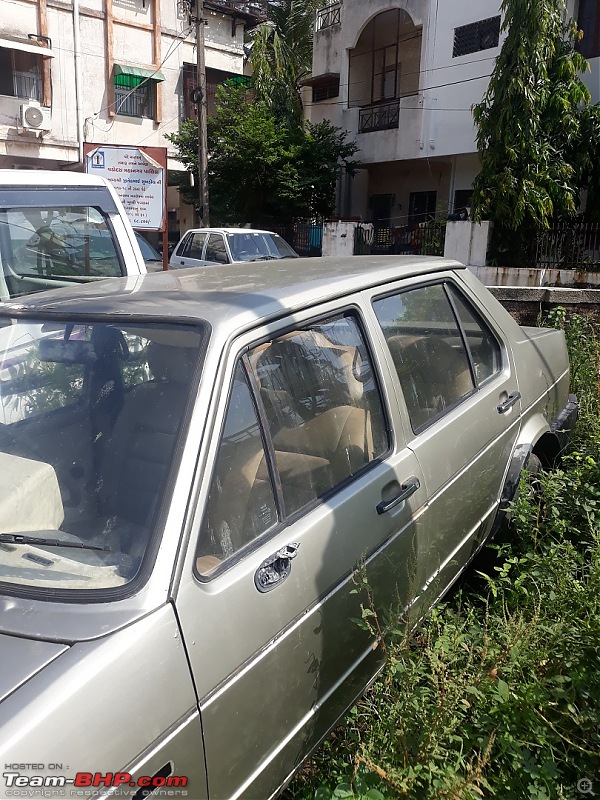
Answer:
[
  {"left": 376, "top": 477, "right": 420, "bottom": 515},
  {"left": 497, "top": 391, "right": 521, "bottom": 414},
  {"left": 254, "top": 542, "right": 300, "bottom": 593}
]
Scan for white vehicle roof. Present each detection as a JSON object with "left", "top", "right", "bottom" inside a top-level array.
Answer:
[
  {"left": 0, "top": 170, "right": 118, "bottom": 188},
  {"left": 182, "top": 227, "right": 280, "bottom": 235}
]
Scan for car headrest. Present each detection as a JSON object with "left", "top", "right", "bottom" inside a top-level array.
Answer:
[{"left": 148, "top": 342, "right": 196, "bottom": 384}]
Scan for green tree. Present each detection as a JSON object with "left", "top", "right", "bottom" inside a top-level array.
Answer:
[
  {"left": 248, "top": 0, "right": 321, "bottom": 126},
  {"left": 471, "top": 0, "right": 600, "bottom": 231},
  {"left": 166, "top": 84, "right": 359, "bottom": 225}
]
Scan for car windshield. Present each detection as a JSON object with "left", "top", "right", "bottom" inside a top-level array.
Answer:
[
  {"left": 135, "top": 233, "right": 161, "bottom": 262},
  {"left": 227, "top": 232, "right": 298, "bottom": 261},
  {"left": 0, "top": 191, "right": 125, "bottom": 301},
  {"left": 0, "top": 316, "right": 205, "bottom": 597}
]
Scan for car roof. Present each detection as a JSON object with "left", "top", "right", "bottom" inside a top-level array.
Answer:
[
  {"left": 0, "top": 255, "right": 464, "bottom": 340},
  {"left": 181, "top": 227, "right": 279, "bottom": 235},
  {"left": 0, "top": 170, "right": 112, "bottom": 188}
]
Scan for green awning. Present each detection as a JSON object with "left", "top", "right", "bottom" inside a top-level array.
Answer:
[{"left": 113, "top": 63, "right": 165, "bottom": 82}]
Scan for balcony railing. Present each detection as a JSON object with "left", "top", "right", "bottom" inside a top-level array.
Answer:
[
  {"left": 358, "top": 100, "right": 400, "bottom": 133},
  {"left": 204, "top": 0, "right": 268, "bottom": 21},
  {"left": 316, "top": 2, "right": 341, "bottom": 31}
]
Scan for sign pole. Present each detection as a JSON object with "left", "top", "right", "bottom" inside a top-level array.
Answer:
[{"left": 196, "top": 0, "right": 209, "bottom": 227}]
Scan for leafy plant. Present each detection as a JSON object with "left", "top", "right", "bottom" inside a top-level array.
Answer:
[{"left": 471, "top": 0, "right": 600, "bottom": 233}]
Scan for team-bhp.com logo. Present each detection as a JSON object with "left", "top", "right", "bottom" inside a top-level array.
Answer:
[{"left": 3, "top": 770, "right": 188, "bottom": 794}]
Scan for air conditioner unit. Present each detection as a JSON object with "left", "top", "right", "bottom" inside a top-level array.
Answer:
[{"left": 20, "top": 101, "right": 52, "bottom": 132}]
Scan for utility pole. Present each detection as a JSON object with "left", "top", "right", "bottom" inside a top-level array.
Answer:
[{"left": 194, "top": 0, "right": 209, "bottom": 226}]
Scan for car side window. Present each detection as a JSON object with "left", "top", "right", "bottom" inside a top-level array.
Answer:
[
  {"left": 205, "top": 234, "right": 228, "bottom": 264},
  {"left": 247, "top": 314, "right": 389, "bottom": 516},
  {"left": 373, "top": 283, "right": 475, "bottom": 431},
  {"left": 197, "top": 362, "right": 278, "bottom": 575},
  {"left": 186, "top": 232, "right": 207, "bottom": 260},
  {"left": 446, "top": 285, "right": 501, "bottom": 385}
]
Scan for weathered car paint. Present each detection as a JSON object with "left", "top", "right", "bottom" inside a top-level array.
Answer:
[{"left": 0, "top": 256, "right": 577, "bottom": 800}]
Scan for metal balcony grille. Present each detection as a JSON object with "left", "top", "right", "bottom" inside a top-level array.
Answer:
[
  {"left": 453, "top": 16, "right": 501, "bottom": 57},
  {"left": 359, "top": 100, "right": 400, "bottom": 133},
  {"left": 316, "top": 2, "right": 341, "bottom": 31},
  {"left": 204, "top": 0, "right": 268, "bottom": 21}
]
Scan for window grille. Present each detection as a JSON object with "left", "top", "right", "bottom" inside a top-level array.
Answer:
[
  {"left": 114, "top": 74, "right": 154, "bottom": 118},
  {"left": 453, "top": 17, "right": 500, "bottom": 57},
  {"left": 312, "top": 79, "right": 339, "bottom": 102}
]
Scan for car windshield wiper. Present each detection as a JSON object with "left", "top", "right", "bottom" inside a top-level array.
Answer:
[
  {"left": 0, "top": 533, "right": 110, "bottom": 552},
  {"left": 248, "top": 255, "right": 277, "bottom": 261}
]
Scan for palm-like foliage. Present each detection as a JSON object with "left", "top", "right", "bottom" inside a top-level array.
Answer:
[{"left": 248, "top": 0, "right": 321, "bottom": 126}]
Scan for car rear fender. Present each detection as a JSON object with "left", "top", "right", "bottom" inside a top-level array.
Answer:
[{"left": 491, "top": 415, "right": 560, "bottom": 537}]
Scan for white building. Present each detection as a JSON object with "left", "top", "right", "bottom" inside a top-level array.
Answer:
[
  {"left": 306, "top": 0, "right": 596, "bottom": 227},
  {"left": 0, "top": 0, "right": 265, "bottom": 238}
]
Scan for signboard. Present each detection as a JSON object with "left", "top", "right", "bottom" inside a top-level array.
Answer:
[{"left": 84, "top": 144, "right": 167, "bottom": 232}]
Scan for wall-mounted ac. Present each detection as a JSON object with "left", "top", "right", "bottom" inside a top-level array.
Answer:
[{"left": 20, "top": 101, "right": 52, "bottom": 132}]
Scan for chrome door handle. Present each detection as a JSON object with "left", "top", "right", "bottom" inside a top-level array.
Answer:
[
  {"left": 254, "top": 542, "right": 300, "bottom": 593},
  {"left": 497, "top": 391, "right": 521, "bottom": 414},
  {"left": 376, "top": 477, "right": 420, "bottom": 515}
]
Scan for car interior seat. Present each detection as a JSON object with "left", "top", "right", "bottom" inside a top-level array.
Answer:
[{"left": 98, "top": 342, "right": 196, "bottom": 538}]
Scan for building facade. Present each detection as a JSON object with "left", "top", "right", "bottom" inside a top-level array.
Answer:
[
  {"left": 0, "top": 0, "right": 265, "bottom": 236},
  {"left": 307, "top": 0, "right": 596, "bottom": 227}
]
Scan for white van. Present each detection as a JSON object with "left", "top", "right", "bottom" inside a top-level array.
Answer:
[{"left": 0, "top": 170, "right": 147, "bottom": 301}]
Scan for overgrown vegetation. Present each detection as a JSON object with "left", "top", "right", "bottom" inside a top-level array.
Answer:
[
  {"left": 471, "top": 0, "right": 600, "bottom": 233},
  {"left": 166, "top": 85, "right": 359, "bottom": 225},
  {"left": 285, "top": 310, "right": 600, "bottom": 800}
]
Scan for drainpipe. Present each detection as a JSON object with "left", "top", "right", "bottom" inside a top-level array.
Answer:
[{"left": 73, "top": 0, "right": 84, "bottom": 166}]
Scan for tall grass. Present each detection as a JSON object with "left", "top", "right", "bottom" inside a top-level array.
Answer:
[{"left": 285, "top": 311, "right": 600, "bottom": 800}]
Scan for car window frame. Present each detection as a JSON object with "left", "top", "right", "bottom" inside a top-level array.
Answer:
[
  {"left": 371, "top": 276, "right": 505, "bottom": 435},
  {"left": 174, "top": 231, "right": 192, "bottom": 258},
  {"left": 193, "top": 303, "right": 395, "bottom": 583},
  {"left": 204, "top": 233, "right": 229, "bottom": 265}
]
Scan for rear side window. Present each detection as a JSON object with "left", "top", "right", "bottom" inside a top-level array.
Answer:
[
  {"left": 446, "top": 284, "right": 501, "bottom": 384},
  {"left": 373, "top": 282, "right": 501, "bottom": 431},
  {"left": 196, "top": 313, "right": 389, "bottom": 575}
]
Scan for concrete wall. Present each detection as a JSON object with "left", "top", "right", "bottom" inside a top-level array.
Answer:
[{"left": 322, "top": 221, "right": 359, "bottom": 257}]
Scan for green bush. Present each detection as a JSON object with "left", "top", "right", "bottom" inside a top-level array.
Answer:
[{"left": 285, "top": 312, "right": 600, "bottom": 800}]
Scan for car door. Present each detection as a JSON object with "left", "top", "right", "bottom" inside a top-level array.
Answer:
[
  {"left": 170, "top": 231, "right": 209, "bottom": 268},
  {"left": 174, "top": 303, "right": 427, "bottom": 800},
  {"left": 367, "top": 275, "right": 522, "bottom": 607}
]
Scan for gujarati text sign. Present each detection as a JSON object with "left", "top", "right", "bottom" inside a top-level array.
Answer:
[{"left": 85, "top": 145, "right": 166, "bottom": 231}]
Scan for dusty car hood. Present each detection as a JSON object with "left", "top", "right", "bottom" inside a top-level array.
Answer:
[{"left": 0, "top": 633, "right": 67, "bottom": 703}]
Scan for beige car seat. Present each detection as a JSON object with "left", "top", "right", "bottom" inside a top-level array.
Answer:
[
  {"left": 386, "top": 334, "right": 473, "bottom": 427},
  {"left": 98, "top": 342, "right": 195, "bottom": 529}
]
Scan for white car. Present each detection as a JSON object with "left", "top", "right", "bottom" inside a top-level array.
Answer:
[
  {"left": 169, "top": 226, "right": 298, "bottom": 268},
  {"left": 0, "top": 170, "right": 146, "bottom": 301}
]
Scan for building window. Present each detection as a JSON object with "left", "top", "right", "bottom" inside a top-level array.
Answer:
[
  {"left": 312, "top": 76, "right": 340, "bottom": 102},
  {"left": 0, "top": 47, "right": 42, "bottom": 100},
  {"left": 114, "top": 74, "right": 155, "bottom": 118},
  {"left": 453, "top": 17, "right": 501, "bottom": 58},
  {"left": 577, "top": 0, "right": 600, "bottom": 59}
]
